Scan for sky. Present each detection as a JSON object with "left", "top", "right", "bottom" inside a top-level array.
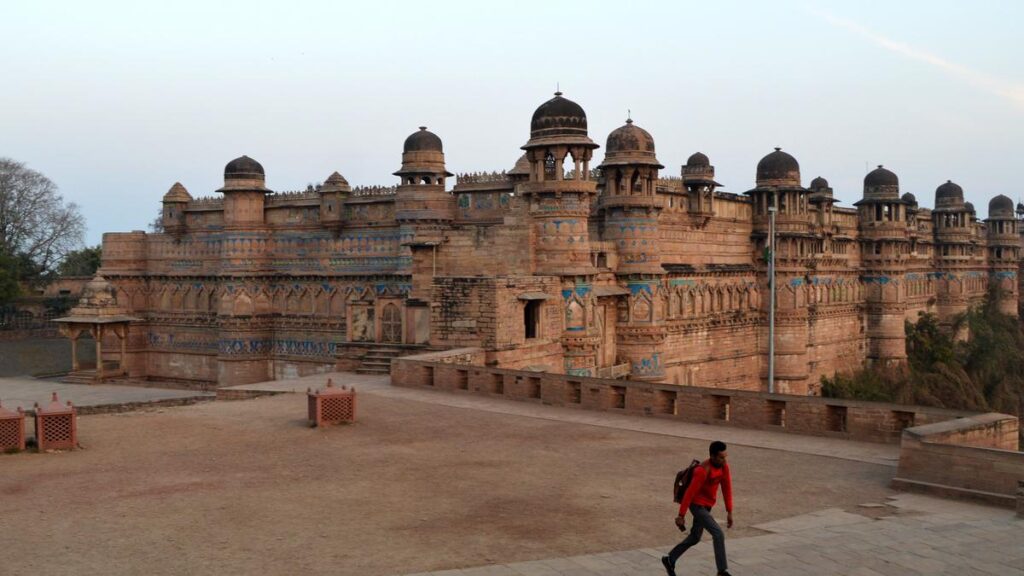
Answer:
[{"left": 2, "top": 0, "right": 1023, "bottom": 246}]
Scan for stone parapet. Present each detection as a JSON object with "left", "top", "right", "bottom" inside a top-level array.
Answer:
[
  {"left": 391, "top": 354, "right": 975, "bottom": 444},
  {"left": 892, "top": 413, "right": 1024, "bottom": 508}
]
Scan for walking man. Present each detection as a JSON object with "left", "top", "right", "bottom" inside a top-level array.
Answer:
[{"left": 662, "top": 440, "right": 733, "bottom": 576}]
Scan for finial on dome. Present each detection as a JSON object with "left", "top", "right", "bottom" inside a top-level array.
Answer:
[
  {"left": 774, "top": 147, "right": 782, "bottom": 152},
  {"left": 878, "top": 164, "right": 883, "bottom": 169},
  {"left": 418, "top": 126, "right": 427, "bottom": 131}
]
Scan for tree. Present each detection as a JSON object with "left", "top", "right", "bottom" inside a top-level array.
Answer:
[
  {"left": 57, "top": 245, "right": 102, "bottom": 277},
  {"left": 149, "top": 207, "right": 164, "bottom": 233},
  {"left": 0, "top": 158, "right": 85, "bottom": 279},
  {"left": 0, "top": 252, "right": 20, "bottom": 305}
]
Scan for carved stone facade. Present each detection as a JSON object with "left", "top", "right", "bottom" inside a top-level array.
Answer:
[{"left": 99, "top": 93, "right": 1022, "bottom": 392}]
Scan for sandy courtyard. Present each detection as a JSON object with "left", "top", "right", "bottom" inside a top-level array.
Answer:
[{"left": 3, "top": 392, "right": 897, "bottom": 575}]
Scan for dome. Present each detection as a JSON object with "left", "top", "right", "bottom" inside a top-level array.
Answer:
[
  {"left": 964, "top": 201, "right": 975, "bottom": 213},
  {"left": 321, "top": 171, "right": 351, "bottom": 194},
  {"left": 810, "top": 176, "right": 829, "bottom": 190},
  {"left": 162, "top": 182, "right": 191, "bottom": 203},
  {"left": 901, "top": 192, "right": 918, "bottom": 205},
  {"left": 755, "top": 147, "right": 800, "bottom": 187},
  {"left": 687, "top": 152, "right": 710, "bottom": 167},
  {"left": 935, "top": 180, "right": 964, "bottom": 210},
  {"left": 599, "top": 119, "right": 662, "bottom": 168},
  {"left": 605, "top": 120, "right": 655, "bottom": 154},
  {"left": 862, "top": 165, "right": 899, "bottom": 201},
  {"left": 403, "top": 127, "right": 443, "bottom": 153},
  {"left": 530, "top": 92, "right": 588, "bottom": 139},
  {"left": 864, "top": 165, "right": 898, "bottom": 188},
  {"left": 325, "top": 171, "right": 349, "bottom": 186},
  {"left": 988, "top": 195, "right": 1014, "bottom": 219},
  {"left": 224, "top": 155, "right": 265, "bottom": 180}
]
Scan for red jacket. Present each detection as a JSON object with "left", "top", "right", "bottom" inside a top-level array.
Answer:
[{"left": 679, "top": 460, "right": 733, "bottom": 516}]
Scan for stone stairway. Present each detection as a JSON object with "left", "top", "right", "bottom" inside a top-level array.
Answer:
[{"left": 356, "top": 347, "right": 406, "bottom": 375}]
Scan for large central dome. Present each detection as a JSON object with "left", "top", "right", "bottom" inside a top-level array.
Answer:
[
  {"left": 755, "top": 147, "right": 801, "bottom": 188},
  {"left": 530, "top": 92, "right": 588, "bottom": 139}
]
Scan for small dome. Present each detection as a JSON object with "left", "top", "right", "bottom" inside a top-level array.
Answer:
[
  {"left": 901, "top": 192, "right": 917, "bottom": 205},
  {"left": 810, "top": 176, "right": 829, "bottom": 189},
  {"left": 79, "top": 275, "right": 118, "bottom": 308},
  {"left": 530, "top": 92, "right": 588, "bottom": 139},
  {"left": 325, "top": 171, "right": 349, "bottom": 186},
  {"left": 964, "top": 201, "right": 976, "bottom": 213},
  {"left": 989, "top": 195, "right": 1014, "bottom": 219},
  {"left": 756, "top": 147, "right": 800, "bottom": 187},
  {"left": 321, "top": 171, "right": 351, "bottom": 194},
  {"left": 935, "top": 180, "right": 964, "bottom": 209},
  {"left": 162, "top": 182, "right": 191, "bottom": 202},
  {"left": 403, "top": 127, "right": 443, "bottom": 153},
  {"left": 605, "top": 119, "right": 655, "bottom": 155},
  {"left": 864, "top": 165, "right": 898, "bottom": 188},
  {"left": 224, "top": 155, "right": 265, "bottom": 180},
  {"left": 1017, "top": 202, "right": 1024, "bottom": 215},
  {"left": 687, "top": 152, "right": 710, "bottom": 167}
]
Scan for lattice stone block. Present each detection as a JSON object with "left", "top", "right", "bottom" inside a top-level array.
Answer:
[
  {"left": 307, "top": 379, "right": 357, "bottom": 427},
  {"left": 0, "top": 401, "right": 26, "bottom": 452},
  {"left": 34, "top": 392, "right": 77, "bottom": 451}
]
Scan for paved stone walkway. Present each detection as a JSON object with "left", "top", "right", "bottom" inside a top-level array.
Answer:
[
  {"left": 398, "top": 494, "right": 1023, "bottom": 576},
  {"left": 225, "top": 372, "right": 898, "bottom": 466},
  {"left": 0, "top": 376, "right": 213, "bottom": 412}
]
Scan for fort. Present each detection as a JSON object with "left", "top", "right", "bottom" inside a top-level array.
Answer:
[{"left": 92, "top": 92, "right": 1022, "bottom": 393}]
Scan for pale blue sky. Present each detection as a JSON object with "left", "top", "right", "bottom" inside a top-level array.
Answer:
[{"left": 2, "top": 0, "right": 1023, "bottom": 245}]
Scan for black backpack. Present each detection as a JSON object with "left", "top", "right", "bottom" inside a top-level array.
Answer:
[{"left": 673, "top": 459, "right": 702, "bottom": 503}]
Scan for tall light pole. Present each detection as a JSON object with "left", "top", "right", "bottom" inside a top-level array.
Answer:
[{"left": 768, "top": 205, "right": 777, "bottom": 394}]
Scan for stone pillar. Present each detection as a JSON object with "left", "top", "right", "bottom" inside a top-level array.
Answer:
[
  {"left": 70, "top": 335, "right": 79, "bottom": 372},
  {"left": 95, "top": 325, "right": 104, "bottom": 381}
]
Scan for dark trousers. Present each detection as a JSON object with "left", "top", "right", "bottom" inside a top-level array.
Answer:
[{"left": 668, "top": 504, "right": 727, "bottom": 573}]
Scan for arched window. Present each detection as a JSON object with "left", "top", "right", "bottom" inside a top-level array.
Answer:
[
  {"left": 544, "top": 152, "right": 556, "bottom": 179},
  {"left": 381, "top": 303, "right": 402, "bottom": 343}
]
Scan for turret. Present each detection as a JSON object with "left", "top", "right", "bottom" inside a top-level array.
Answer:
[
  {"left": 394, "top": 127, "right": 455, "bottom": 240},
  {"left": 932, "top": 180, "right": 972, "bottom": 326},
  {"left": 161, "top": 182, "right": 191, "bottom": 236},
  {"left": 597, "top": 118, "right": 666, "bottom": 381},
  {"left": 985, "top": 194, "right": 1019, "bottom": 316},
  {"left": 217, "top": 155, "right": 270, "bottom": 228},
  {"left": 854, "top": 165, "right": 909, "bottom": 365},
  {"left": 520, "top": 92, "right": 599, "bottom": 276},
  {"left": 521, "top": 92, "right": 601, "bottom": 377},
  {"left": 319, "top": 171, "right": 351, "bottom": 234},
  {"left": 747, "top": 148, "right": 812, "bottom": 393},
  {"left": 682, "top": 152, "right": 720, "bottom": 216},
  {"left": 597, "top": 118, "right": 664, "bottom": 275}
]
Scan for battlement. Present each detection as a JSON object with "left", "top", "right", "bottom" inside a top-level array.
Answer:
[
  {"left": 187, "top": 196, "right": 223, "bottom": 210},
  {"left": 457, "top": 171, "right": 511, "bottom": 185},
  {"left": 351, "top": 185, "right": 397, "bottom": 197},
  {"left": 265, "top": 189, "right": 320, "bottom": 206}
]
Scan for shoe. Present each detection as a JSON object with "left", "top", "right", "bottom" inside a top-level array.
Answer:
[
  {"left": 718, "top": 571, "right": 733, "bottom": 576},
  {"left": 661, "top": 555, "right": 676, "bottom": 576}
]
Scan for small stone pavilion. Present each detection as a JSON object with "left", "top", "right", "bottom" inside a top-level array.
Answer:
[{"left": 54, "top": 275, "right": 138, "bottom": 382}]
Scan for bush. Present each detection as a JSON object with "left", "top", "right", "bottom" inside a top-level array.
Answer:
[{"left": 822, "top": 288, "right": 1023, "bottom": 418}]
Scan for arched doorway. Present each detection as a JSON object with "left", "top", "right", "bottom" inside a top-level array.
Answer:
[{"left": 381, "top": 303, "right": 402, "bottom": 343}]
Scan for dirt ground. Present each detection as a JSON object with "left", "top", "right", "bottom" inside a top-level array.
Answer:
[{"left": 3, "top": 392, "right": 897, "bottom": 575}]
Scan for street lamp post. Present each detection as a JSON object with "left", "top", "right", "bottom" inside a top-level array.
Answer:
[{"left": 768, "top": 205, "right": 777, "bottom": 395}]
